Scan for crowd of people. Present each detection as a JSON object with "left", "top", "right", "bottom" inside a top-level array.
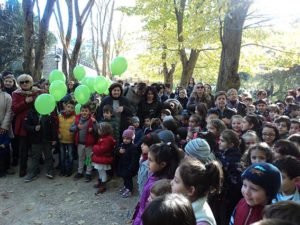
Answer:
[{"left": 0, "top": 72, "right": 300, "bottom": 225}]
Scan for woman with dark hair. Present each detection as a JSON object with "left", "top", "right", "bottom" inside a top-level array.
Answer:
[
  {"left": 96, "top": 83, "right": 133, "bottom": 136},
  {"left": 137, "top": 86, "right": 162, "bottom": 123},
  {"left": 187, "top": 83, "right": 213, "bottom": 113},
  {"left": 187, "top": 77, "right": 195, "bottom": 97}
]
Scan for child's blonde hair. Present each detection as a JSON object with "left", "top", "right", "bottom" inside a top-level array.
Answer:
[{"left": 99, "top": 122, "right": 113, "bottom": 136}]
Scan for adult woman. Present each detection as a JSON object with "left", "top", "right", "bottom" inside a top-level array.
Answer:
[
  {"left": 187, "top": 77, "right": 195, "bottom": 97},
  {"left": 1, "top": 72, "right": 18, "bottom": 166},
  {"left": 12, "top": 74, "right": 42, "bottom": 177},
  {"left": 0, "top": 77, "right": 13, "bottom": 176},
  {"left": 96, "top": 83, "right": 133, "bottom": 136},
  {"left": 137, "top": 86, "right": 162, "bottom": 123},
  {"left": 187, "top": 83, "right": 213, "bottom": 113},
  {"left": 2, "top": 71, "right": 18, "bottom": 96}
]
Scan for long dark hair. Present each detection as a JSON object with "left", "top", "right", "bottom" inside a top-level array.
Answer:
[{"left": 149, "top": 142, "right": 180, "bottom": 179}]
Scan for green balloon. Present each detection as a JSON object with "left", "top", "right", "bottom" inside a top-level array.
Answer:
[
  {"left": 73, "top": 66, "right": 86, "bottom": 81},
  {"left": 74, "top": 85, "right": 91, "bottom": 104},
  {"left": 104, "top": 89, "right": 109, "bottom": 95},
  {"left": 75, "top": 103, "right": 81, "bottom": 115},
  {"left": 85, "top": 77, "right": 95, "bottom": 93},
  {"left": 49, "top": 70, "right": 66, "bottom": 83},
  {"left": 94, "top": 76, "right": 109, "bottom": 94},
  {"left": 49, "top": 80, "right": 67, "bottom": 101},
  {"left": 34, "top": 94, "right": 56, "bottom": 115},
  {"left": 110, "top": 56, "right": 128, "bottom": 75}
]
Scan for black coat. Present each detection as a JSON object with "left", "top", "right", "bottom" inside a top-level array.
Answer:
[
  {"left": 24, "top": 109, "right": 58, "bottom": 144},
  {"left": 95, "top": 95, "right": 133, "bottom": 133},
  {"left": 116, "top": 143, "right": 139, "bottom": 178}
]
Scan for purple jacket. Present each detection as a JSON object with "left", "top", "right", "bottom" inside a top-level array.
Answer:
[{"left": 133, "top": 174, "right": 159, "bottom": 225}]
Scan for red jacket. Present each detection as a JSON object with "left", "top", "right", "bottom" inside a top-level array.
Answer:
[
  {"left": 232, "top": 198, "right": 263, "bottom": 225},
  {"left": 74, "top": 115, "right": 96, "bottom": 147},
  {"left": 12, "top": 87, "right": 42, "bottom": 136},
  {"left": 92, "top": 134, "right": 116, "bottom": 165}
]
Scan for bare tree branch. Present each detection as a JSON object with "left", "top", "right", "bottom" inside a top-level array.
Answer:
[{"left": 241, "top": 43, "right": 300, "bottom": 55}]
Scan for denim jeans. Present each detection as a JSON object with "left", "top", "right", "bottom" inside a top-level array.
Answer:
[{"left": 59, "top": 143, "right": 74, "bottom": 175}]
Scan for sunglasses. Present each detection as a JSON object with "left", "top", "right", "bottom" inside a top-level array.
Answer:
[
  {"left": 196, "top": 86, "right": 204, "bottom": 89},
  {"left": 20, "top": 80, "right": 30, "bottom": 85}
]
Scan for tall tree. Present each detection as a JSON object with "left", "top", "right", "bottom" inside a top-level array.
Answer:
[
  {"left": 216, "top": 0, "right": 251, "bottom": 91},
  {"left": 54, "top": 0, "right": 94, "bottom": 80},
  {"left": 0, "top": 0, "right": 24, "bottom": 72}
]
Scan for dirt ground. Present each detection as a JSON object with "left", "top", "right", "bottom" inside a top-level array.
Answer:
[{"left": 0, "top": 159, "right": 139, "bottom": 225}]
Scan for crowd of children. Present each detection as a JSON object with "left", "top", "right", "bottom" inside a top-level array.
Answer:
[{"left": 0, "top": 71, "right": 300, "bottom": 225}]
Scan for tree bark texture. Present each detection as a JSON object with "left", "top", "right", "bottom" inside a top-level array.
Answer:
[
  {"left": 22, "top": 0, "right": 34, "bottom": 75},
  {"left": 216, "top": 0, "right": 251, "bottom": 91},
  {"left": 174, "top": 0, "right": 200, "bottom": 88},
  {"left": 33, "top": 0, "right": 56, "bottom": 81}
]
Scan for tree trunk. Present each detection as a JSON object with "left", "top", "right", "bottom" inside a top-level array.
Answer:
[
  {"left": 33, "top": 0, "right": 56, "bottom": 81},
  {"left": 174, "top": 0, "right": 200, "bottom": 88},
  {"left": 216, "top": 0, "right": 251, "bottom": 91},
  {"left": 63, "top": 0, "right": 73, "bottom": 79},
  {"left": 162, "top": 44, "right": 176, "bottom": 89},
  {"left": 22, "top": 0, "right": 34, "bottom": 75}
]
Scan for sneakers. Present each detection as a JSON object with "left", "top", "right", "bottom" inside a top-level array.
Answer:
[
  {"left": 119, "top": 186, "right": 127, "bottom": 194},
  {"left": 85, "top": 174, "right": 92, "bottom": 182},
  {"left": 24, "top": 174, "right": 38, "bottom": 183},
  {"left": 121, "top": 189, "right": 132, "bottom": 198},
  {"left": 46, "top": 173, "right": 54, "bottom": 179},
  {"left": 73, "top": 173, "right": 84, "bottom": 180}
]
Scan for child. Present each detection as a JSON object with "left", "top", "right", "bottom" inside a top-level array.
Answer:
[
  {"left": 273, "top": 156, "right": 300, "bottom": 203},
  {"left": 101, "top": 104, "right": 120, "bottom": 146},
  {"left": 137, "top": 132, "right": 161, "bottom": 196},
  {"left": 263, "top": 200, "right": 300, "bottom": 224},
  {"left": 116, "top": 127, "right": 139, "bottom": 198},
  {"left": 131, "top": 116, "right": 144, "bottom": 147},
  {"left": 142, "top": 194, "right": 196, "bottom": 225},
  {"left": 160, "top": 109, "right": 172, "bottom": 122},
  {"left": 171, "top": 158, "right": 223, "bottom": 225},
  {"left": 58, "top": 100, "right": 76, "bottom": 176},
  {"left": 288, "top": 133, "right": 300, "bottom": 150},
  {"left": 148, "top": 179, "right": 172, "bottom": 202},
  {"left": 241, "top": 143, "right": 273, "bottom": 169},
  {"left": 230, "top": 163, "right": 281, "bottom": 225},
  {"left": 176, "top": 127, "right": 188, "bottom": 149},
  {"left": 241, "top": 130, "right": 259, "bottom": 152},
  {"left": 133, "top": 142, "right": 181, "bottom": 225},
  {"left": 187, "top": 114, "right": 202, "bottom": 140},
  {"left": 0, "top": 131, "right": 11, "bottom": 177},
  {"left": 24, "top": 108, "right": 58, "bottom": 182},
  {"left": 261, "top": 123, "right": 280, "bottom": 147},
  {"left": 211, "top": 129, "right": 242, "bottom": 225},
  {"left": 274, "top": 116, "right": 290, "bottom": 139},
  {"left": 179, "top": 112, "right": 190, "bottom": 128},
  {"left": 184, "top": 138, "right": 216, "bottom": 164},
  {"left": 92, "top": 122, "right": 116, "bottom": 194},
  {"left": 289, "top": 119, "right": 300, "bottom": 135},
  {"left": 231, "top": 115, "right": 243, "bottom": 137},
  {"left": 142, "top": 115, "right": 151, "bottom": 134},
  {"left": 205, "top": 119, "right": 226, "bottom": 153},
  {"left": 242, "top": 114, "right": 261, "bottom": 135},
  {"left": 268, "top": 104, "right": 280, "bottom": 121},
  {"left": 70, "top": 104, "right": 97, "bottom": 182},
  {"left": 272, "top": 140, "right": 300, "bottom": 160}
]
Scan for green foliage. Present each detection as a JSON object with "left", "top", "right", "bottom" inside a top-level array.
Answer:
[{"left": 0, "top": 0, "right": 24, "bottom": 71}]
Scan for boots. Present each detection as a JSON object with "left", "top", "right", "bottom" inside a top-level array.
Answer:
[
  {"left": 95, "top": 182, "right": 106, "bottom": 195},
  {"left": 93, "top": 179, "right": 101, "bottom": 188}
]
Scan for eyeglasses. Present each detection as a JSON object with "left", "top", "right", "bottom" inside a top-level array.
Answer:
[
  {"left": 196, "top": 86, "right": 204, "bottom": 89},
  {"left": 262, "top": 133, "right": 275, "bottom": 137},
  {"left": 20, "top": 80, "right": 30, "bottom": 85}
]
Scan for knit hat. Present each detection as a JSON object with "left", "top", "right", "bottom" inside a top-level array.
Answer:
[
  {"left": 162, "top": 115, "right": 174, "bottom": 122},
  {"left": 158, "top": 130, "right": 175, "bottom": 143},
  {"left": 122, "top": 128, "right": 135, "bottom": 139},
  {"left": 184, "top": 138, "right": 216, "bottom": 163},
  {"left": 242, "top": 163, "right": 281, "bottom": 199},
  {"left": 132, "top": 116, "right": 140, "bottom": 124}
]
